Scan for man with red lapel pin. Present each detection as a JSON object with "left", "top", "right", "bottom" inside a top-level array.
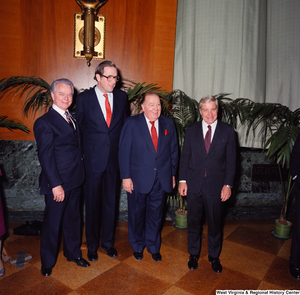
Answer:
[{"left": 119, "top": 92, "right": 178, "bottom": 262}]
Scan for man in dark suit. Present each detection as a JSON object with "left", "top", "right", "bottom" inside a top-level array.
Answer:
[
  {"left": 34, "top": 78, "right": 90, "bottom": 277},
  {"left": 119, "top": 92, "right": 178, "bottom": 262},
  {"left": 289, "top": 134, "right": 300, "bottom": 280},
  {"left": 178, "top": 95, "right": 236, "bottom": 274},
  {"left": 76, "top": 61, "right": 129, "bottom": 262}
]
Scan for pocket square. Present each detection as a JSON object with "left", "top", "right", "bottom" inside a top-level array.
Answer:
[{"left": 165, "top": 129, "right": 169, "bottom": 135}]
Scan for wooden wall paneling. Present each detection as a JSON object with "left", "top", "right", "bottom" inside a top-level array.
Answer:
[
  {"left": 152, "top": 0, "right": 178, "bottom": 91},
  {"left": 0, "top": 0, "right": 21, "bottom": 78},
  {"left": 101, "top": 0, "right": 156, "bottom": 84},
  {"left": 0, "top": 0, "right": 177, "bottom": 141}
]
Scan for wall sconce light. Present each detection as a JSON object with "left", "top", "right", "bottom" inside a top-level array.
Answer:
[{"left": 74, "top": 0, "right": 109, "bottom": 66}]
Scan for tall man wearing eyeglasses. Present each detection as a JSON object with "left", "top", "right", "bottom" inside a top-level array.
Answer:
[{"left": 76, "top": 60, "right": 129, "bottom": 262}]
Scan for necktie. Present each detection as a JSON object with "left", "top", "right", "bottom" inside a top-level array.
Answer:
[
  {"left": 65, "top": 111, "right": 74, "bottom": 129},
  {"left": 204, "top": 125, "right": 211, "bottom": 153},
  {"left": 150, "top": 121, "right": 158, "bottom": 152},
  {"left": 104, "top": 94, "right": 112, "bottom": 127}
]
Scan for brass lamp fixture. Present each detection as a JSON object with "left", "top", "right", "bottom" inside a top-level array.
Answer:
[{"left": 74, "top": 0, "right": 108, "bottom": 66}]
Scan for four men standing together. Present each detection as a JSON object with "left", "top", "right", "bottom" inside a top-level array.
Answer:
[{"left": 34, "top": 60, "right": 236, "bottom": 277}]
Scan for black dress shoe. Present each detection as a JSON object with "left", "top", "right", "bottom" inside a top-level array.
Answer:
[
  {"left": 290, "top": 263, "right": 300, "bottom": 280},
  {"left": 208, "top": 255, "right": 222, "bottom": 273},
  {"left": 101, "top": 245, "right": 118, "bottom": 258},
  {"left": 188, "top": 255, "right": 199, "bottom": 270},
  {"left": 133, "top": 252, "right": 143, "bottom": 261},
  {"left": 41, "top": 267, "right": 52, "bottom": 277},
  {"left": 67, "top": 257, "right": 90, "bottom": 267},
  {"left": 87, "top": 251, "right": 98, "bottom": 262},
  {"left": 152, "top": 253, "right": 162, "bottom": 262}
]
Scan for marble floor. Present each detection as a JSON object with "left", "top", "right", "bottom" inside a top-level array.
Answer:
[{"left": 0, "top": 219, "right": 299, "bottom": 294}]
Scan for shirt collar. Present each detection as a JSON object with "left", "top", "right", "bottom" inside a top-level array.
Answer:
[
  {"left": 52, "top": 104, "right": 68, "bottom": 117},
  {"left": 202, "top": 119, "right": 218, "bottom": 129},
  {"left": 95, "top": 86, "right": 112, "bottom": 100}
]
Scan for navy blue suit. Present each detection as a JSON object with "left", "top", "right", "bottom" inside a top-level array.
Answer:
[
  {"left": 179, "top": 120, "right": 236, "bottom": 258},
  {"left": 290, "top": 134, "right": 300, "bottom": 269},
  {"left": 76, "top": 87, "right": 129, "bottom": 251},
  {"left": 34, "top": 107, "right": 85, "bottom": 269},
  {"left": 119, "top": 113, "right": 178, "bottom": 253}
]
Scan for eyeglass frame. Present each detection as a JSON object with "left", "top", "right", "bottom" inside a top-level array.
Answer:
[{"left": 101, "top": 74, "right": 120, "bottom": 82}]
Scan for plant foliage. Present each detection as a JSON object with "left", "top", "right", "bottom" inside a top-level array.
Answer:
[
  {"left": 242, "top": 102, "right": 300, "bottom": 223},
  {"left": 0, "top": 116, "right": 29, "bottom": 133},
  {"left": 1, "top": 75, "right": 299, "bottom": 223},
  {"left": 0, "top": 76, "right": 51, "bottom": 117},
  {"left": 122, "top": 80, "right": 168, "bottom": 115}
]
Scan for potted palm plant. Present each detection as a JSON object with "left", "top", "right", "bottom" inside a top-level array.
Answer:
[
  {"left": 243, "top": 102, "right": 300, "bottom": 239},
  {"left": 162, "top": 89, "right": 200, "bottom": 229},
  {"left": 161, "top": 92, "right": 244, "bottom": 229}
]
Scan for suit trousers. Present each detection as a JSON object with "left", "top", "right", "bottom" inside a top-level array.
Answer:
[
  {"left": 84, "top": 158, "right": 119, "bottom": 252},
  {"left": 40, "top": 187, "right": 82, "bottom": 269},
  {"left": 127, "top": 174, "right": 166, "bottom": 254},
  {"left": 290, "top": 186, "right": 300, "bottom": 267},
  {"left": 187, "top": 179, "right": 223, "bottom": 258}
]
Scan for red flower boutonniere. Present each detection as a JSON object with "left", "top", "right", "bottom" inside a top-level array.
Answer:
[{"left": 165, "top": 129, "right": 169, "bottom": 135}]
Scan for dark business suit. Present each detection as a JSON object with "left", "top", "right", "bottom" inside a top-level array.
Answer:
[
  {"left": 76, "top": 87, "right": 129, "bottom": 251},
  {"left": 179, "top": 120, "right": 236, "bottom": 258},
  {"left": 34, "top": 107, "right": 85, "bottom": 269},
  {"left": 119, "top": 113, "right": 178, "bottom": 253},
  {"left": 290, "top": 134, "right": 300, "bottom": 269}
]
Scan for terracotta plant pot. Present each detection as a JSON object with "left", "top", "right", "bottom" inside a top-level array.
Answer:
[
  {"left": 273, "top": 219, "right": 292, "bottom": 239},
  {"left": 174, "top": 209, "right": 188, "bottom": 229}
]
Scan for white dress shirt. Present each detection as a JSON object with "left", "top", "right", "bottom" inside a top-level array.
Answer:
[
  {"left": 202, "top": 119, "right": 218, "bottom": 142},
  {"left": 144, "top": 114, "right": 159, "bottom": 139}
]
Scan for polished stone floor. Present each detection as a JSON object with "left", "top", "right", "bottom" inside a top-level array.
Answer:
[{"left": 0, "top": 219, "right": 299, "bottom": 294}]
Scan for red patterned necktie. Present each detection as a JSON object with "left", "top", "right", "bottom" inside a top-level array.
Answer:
[
  {"left": 65, "top": 111, "right": 74, "bottom": 129},
  {"left": 104, "top": 94, "right": 112, "bottom": 127},
  {"left": 150, "top": 121, "right": 158, "bottom": 152},
  {"left": 205, "top": 125, "right": 211, "bottom": 153}
]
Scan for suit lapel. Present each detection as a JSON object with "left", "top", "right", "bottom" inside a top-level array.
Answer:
[
  {"left": 198, "top": 121, "right": 206, "bottom": 155},
  {"left": 72, "top": 115, "right": 82, "bottom": 145},
  {"left": 88, "top": 87, "right": 107, "bottom": 128},
  {"left": 49, "top": 107, "right": 80, "bottom": 142},
  {"left": 49, "top": 107, "right": 68, "bottom": 127},
  {"left": 109, "top": 89, "right": 119, "bottom": 129},
  {"left": 208, "top": 121, "right": 221, "bottom": 154},
  {"left": 157, "top": 117, "right": 165, "bottom": 153}
]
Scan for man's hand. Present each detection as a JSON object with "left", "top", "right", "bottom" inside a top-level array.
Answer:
[
  {"left": 178, "top": 182, "right": 188, "bottom": 196},
  {"left": 123, "top": 178, "right": 134, "bottom": 194},
  {"left": 221, "top": 185, "right": 231, "bottom": 202},
  {"left": 52, "top": 185, "right": 65, "bottom": 202}
]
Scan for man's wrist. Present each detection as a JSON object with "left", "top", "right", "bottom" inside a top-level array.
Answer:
[{"left": 225, "top": 184, "right": 232, "bottom": 188}]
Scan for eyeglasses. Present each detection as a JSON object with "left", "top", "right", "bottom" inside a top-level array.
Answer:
[{"left": 102, "top": 75, "right": 119, "bottom": 82}]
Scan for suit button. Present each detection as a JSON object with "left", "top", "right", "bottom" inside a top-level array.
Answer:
[{"left": 154, "top": 168, "right": 157, "bottom": 171}]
